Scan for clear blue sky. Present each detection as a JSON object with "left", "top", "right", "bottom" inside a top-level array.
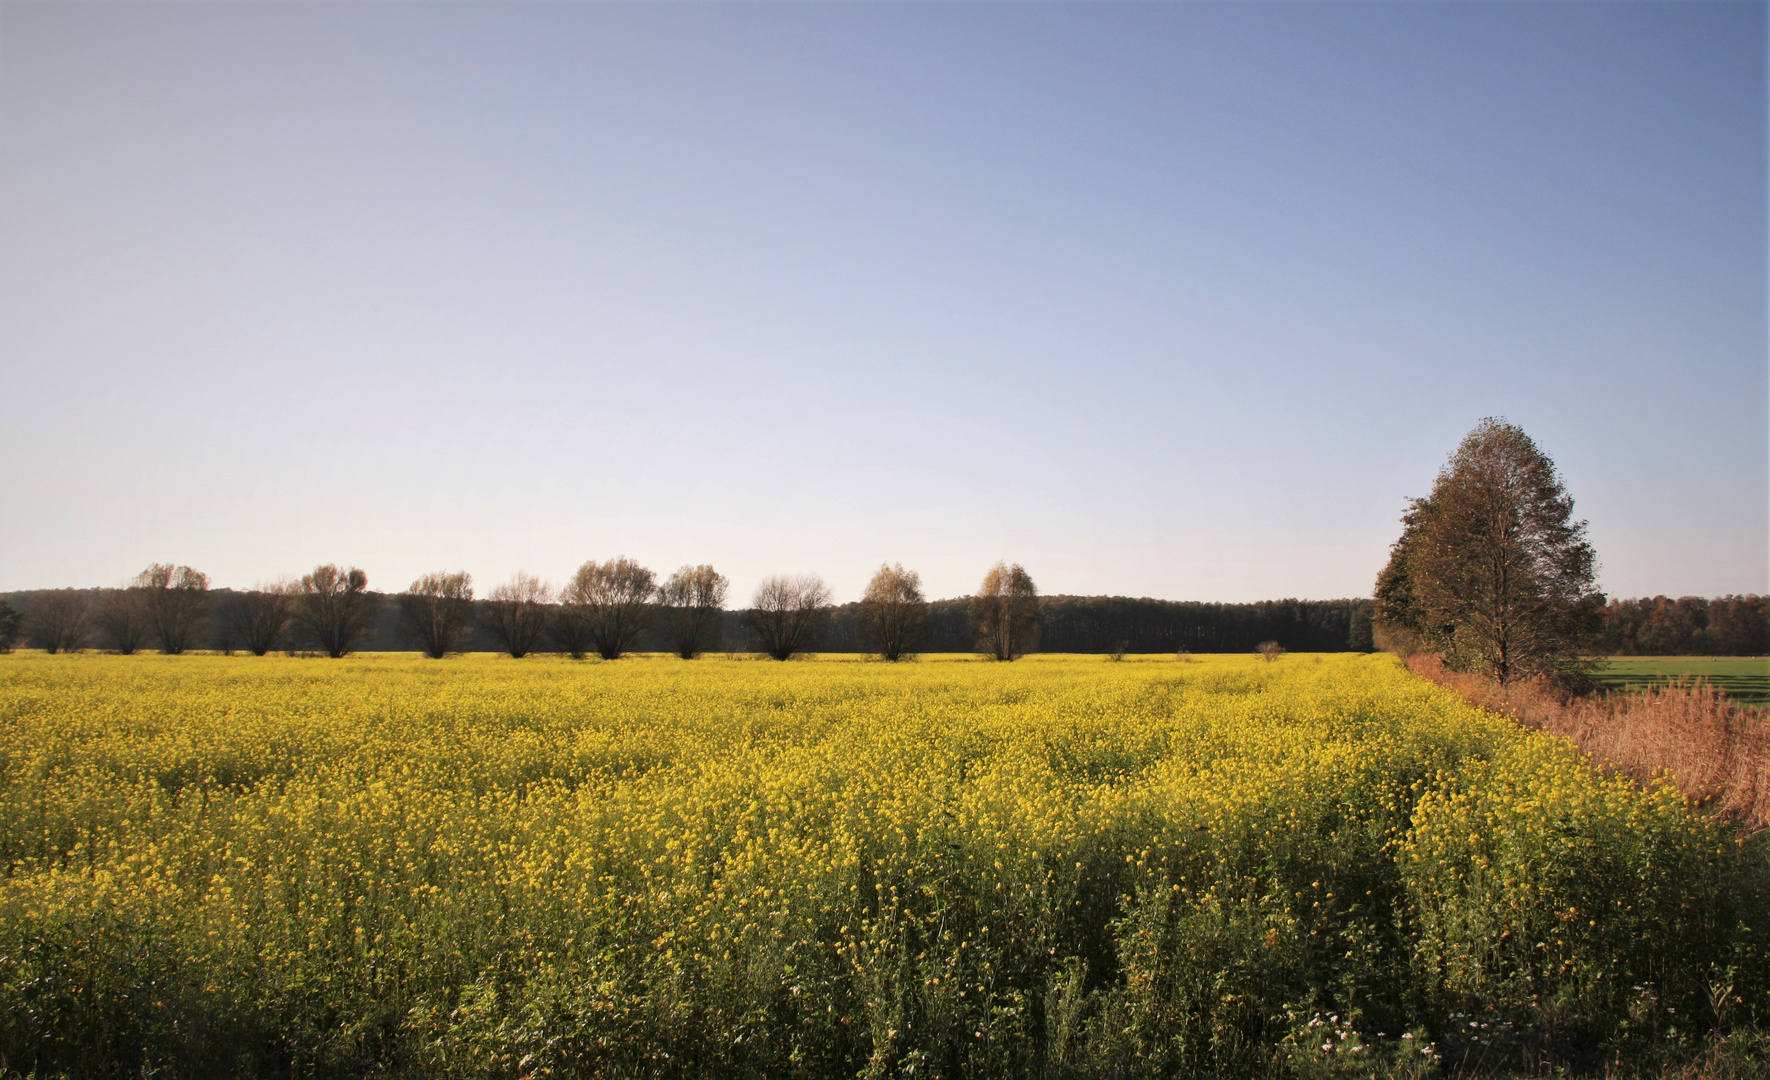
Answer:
[{"left": 2, "top": 1, "right": 1764, "bottom": 604}]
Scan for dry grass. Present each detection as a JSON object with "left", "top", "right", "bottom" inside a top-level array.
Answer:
[{"left": 1408, "top": 654, "right": 1770, "bottom": 832}]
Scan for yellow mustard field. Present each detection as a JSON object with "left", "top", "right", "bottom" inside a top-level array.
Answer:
[{"left": 0, "top": 652, "right": 1763, "bottom": 1079}]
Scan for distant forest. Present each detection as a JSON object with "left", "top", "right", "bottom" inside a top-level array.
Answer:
[
  {"left": 833, "top": 595, "right": 1375, "bottom": 654},
  {"left": 1600, "top": 594, "right": 1768, "bottom": 656},
  {"left": 4, "top": 588, "right": 1763, "bottom": 656},
  {"left": 1, "top": 589, "right": 1373, "bottom": 655}
]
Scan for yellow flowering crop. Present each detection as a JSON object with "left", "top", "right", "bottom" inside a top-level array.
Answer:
[{"left": 0, "top": 652, "right": 1760, "bottom": 1078}]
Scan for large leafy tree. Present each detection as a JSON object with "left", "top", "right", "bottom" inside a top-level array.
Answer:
[{"left": 1375, "top": 419, "right": 1602, "bottom": 684}]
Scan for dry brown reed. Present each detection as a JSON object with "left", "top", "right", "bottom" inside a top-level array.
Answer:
[{"left": 1408, "top": 653, "right": 1770, "bottom": 832}]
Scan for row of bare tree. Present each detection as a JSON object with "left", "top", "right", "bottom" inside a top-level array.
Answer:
[
  {"left": 7, "top": 564, "right": 220, "bottom": 655},
  {"left": 6, "top": 564, "right": 383, "bottom": 659},
  {"left": 393, "top": 560, "right": 733, "bottom": 660},
  {"left": 395, "top": 558, "right": 1041, "bottom": 661},
  {"left": 1, "top": 559, "right": 1046, "bottom": 661}
]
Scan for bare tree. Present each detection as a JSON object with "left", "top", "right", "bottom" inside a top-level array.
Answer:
[
  {"left": 970, "top": 562, "right": 1040, "bottom": 661},
  {"left": 1376, "top": 418, "right": 1601, "bottom": 685},
  {"left": 399, "top": 571, "right": 475, "bottom": 659},
  {"left": 135, "top": 564, "right": 212, "bottom": 654},
  {"left": 1256, "top": 640, "right": 1286, "bottom": 662},
  {"left": 856, "top": 563, "right": 926, "bottom": 661},
  {"left": 94, "top": 588, "right": 152, "bottom": 654},
  {"left": 26, "top": 590, "right": 92, "bottom": 653},
  {"left": 293, "top": 565, "right": 382, "bottom": 658},
  {"left": 221, "top": 582, "right": 295, "bottom": 656},
  {"left": 563, "top": 557, "right": 657, "bottom": 659},
  {"left": 0, "top": 601, "right": 23, "bottom": 653},
  {"left": 484, "top": 573, "right": 554, "bottom": 658},
  {"left": 658, "top": 564, "right": 728, "bottom": 659},
  {"left": 747, "top": 573, "right": 832, "bottom": 661}
]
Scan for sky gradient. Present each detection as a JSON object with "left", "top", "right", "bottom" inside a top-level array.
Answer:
[{"left": 2, "top": 1, "right": 1765, "bottom": 604}]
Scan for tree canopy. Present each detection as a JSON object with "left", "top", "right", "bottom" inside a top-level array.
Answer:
[{"left": 1374, "top": 418, "right": 1602, "bottom": 684}]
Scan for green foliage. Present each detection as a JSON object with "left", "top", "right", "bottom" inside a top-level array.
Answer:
[
  {"left": 1373, "top": 498, "right": 1434, "bottom": 656},
  {"left": 1404, "top": 750, "right": 1769, "bottom": 1069}
]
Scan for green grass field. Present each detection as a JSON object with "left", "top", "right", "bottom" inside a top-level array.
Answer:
[{"left": 1591, "top": 656, "right": 1770, "bottom": 705}]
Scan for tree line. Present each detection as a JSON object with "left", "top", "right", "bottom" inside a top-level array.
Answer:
[
  {"left": 1599, "top": 594, "right": 1767, "bottom": 656},
  {"left": 0, "top": 560, "right": 1388, "bottom": 659},
  {"left": 27, "top": 435, "right": 1752, "bottom": 669},
  {"left": 0, "top": 560, "right": 956, "bottom": 660},
  {"left": 0, "top": 561, "right": 745, "bottom": 661}
]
